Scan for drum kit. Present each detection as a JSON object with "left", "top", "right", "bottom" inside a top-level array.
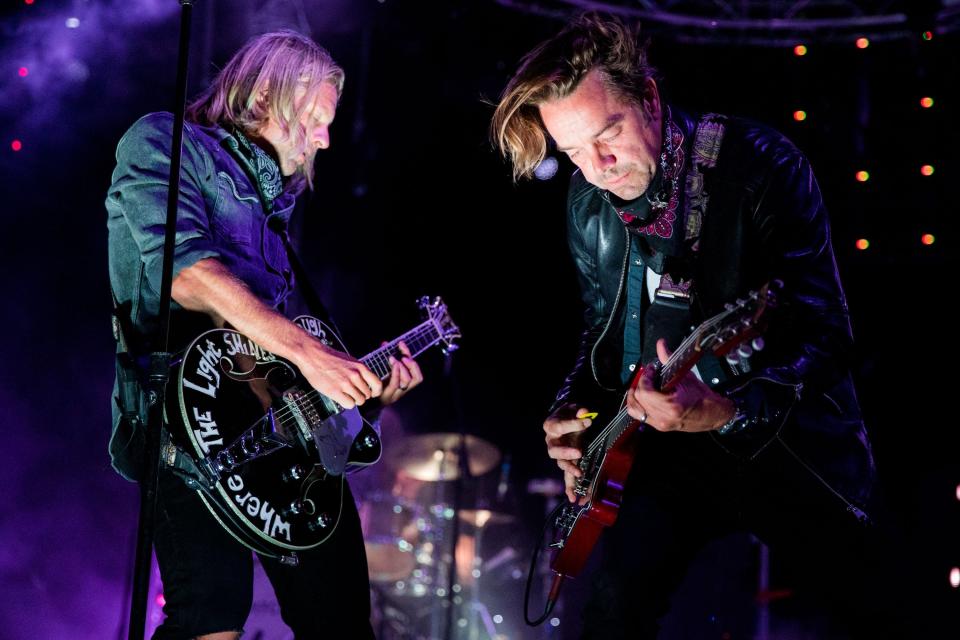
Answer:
[{"left": 357, "top": 432, "right": 525, "bottom": 640}]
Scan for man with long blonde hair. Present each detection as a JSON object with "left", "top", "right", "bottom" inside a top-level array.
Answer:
[
  {"left": 107, "top": 30, "right": 420, "bottom": 638},
  {"left": 492, "top": 12, "right": 906, "bottom": 639}
]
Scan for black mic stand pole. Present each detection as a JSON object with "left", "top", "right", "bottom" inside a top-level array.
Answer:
[
  {"left": 443, "top": 355, "right": 471, "bottom": 640},
  {"left": 128, "top": 2, "right": 195, "bottom": 638}
]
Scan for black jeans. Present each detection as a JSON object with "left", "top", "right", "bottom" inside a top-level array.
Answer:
[
  {"left": 152, "top": 469, "right": 374, "bottom": 639},
  {"left": 580, "top": 430, "right": 911, "bottom": 640}
]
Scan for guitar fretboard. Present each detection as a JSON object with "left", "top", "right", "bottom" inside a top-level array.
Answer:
[{"left": 360, "top": 320, "right": 442, "bottom": 380}]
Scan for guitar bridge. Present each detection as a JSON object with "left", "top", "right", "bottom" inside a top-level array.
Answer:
[{"left": 282, "top": 388, "right": 322, "bottom": 445}]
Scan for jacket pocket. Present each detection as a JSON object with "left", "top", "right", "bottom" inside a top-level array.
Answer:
[{"left": 213, "top": 171, "right": 259, "bottom": 244}]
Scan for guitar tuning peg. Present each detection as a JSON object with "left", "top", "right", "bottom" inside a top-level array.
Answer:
[
  {"left": 724, "top": 303, "right": 735, "bottom": 311},
  {"left": 751, "top": 337, "right": 765, "bottom": 352},
  {"left": 725, "top": 352, "right": 740, "bottom": 367},
  {"left": 737, "top": 344, "right": 753, "bottom": 359}
]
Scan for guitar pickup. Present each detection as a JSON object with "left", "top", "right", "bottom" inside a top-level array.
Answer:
[{"left": 282, "top": 388, "right": 321, "bottom": 446}]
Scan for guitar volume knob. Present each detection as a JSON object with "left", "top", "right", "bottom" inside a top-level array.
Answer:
[
  {"left": 282, "top": 464, "right": 308, "bottom": 483},
  {"left": 354, "top": 434, "right": 378, "bottom": 451},
  {"left": 281, "top": 500, "right": 304, "bottom": 518},
  {"left": 307, "top": 513, "right": 333, "bottom": 531}
]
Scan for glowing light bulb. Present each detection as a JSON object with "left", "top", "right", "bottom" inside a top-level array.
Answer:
[
  {"left": 793, "top": 45, "right": 807, "bottom": 56},
  {"left": 855, "top": 239, "right": 870, "bottom": 251},
  {"left": 855, "top": 171, "right": 870, "bottom": 182}
]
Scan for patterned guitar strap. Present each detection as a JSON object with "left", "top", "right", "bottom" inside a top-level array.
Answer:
[
  {"left": 658, "top": 112, "right": 726, "bottom": 296},
  {"left": 636, "top": 114, "right": 727, "bottom": 382}
]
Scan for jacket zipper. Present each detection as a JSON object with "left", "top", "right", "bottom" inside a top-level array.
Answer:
[{"left": 590, "top": 226, "right": 631, "bottom": 391}]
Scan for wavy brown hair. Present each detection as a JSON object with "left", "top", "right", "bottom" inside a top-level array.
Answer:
[
  {"left": 187, "top": 30, "right": 344, "bottom": 192},
  {"left": 490, "top": 12, "right": 657, "bottom": 181}
]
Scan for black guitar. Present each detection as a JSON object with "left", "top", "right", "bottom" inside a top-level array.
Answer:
[{"left": 166, "top": 297, "right": 460, "bottom": 561}]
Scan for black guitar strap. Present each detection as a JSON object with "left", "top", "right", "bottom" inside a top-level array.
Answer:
[
  {"left": 111, "top": 292, "right": 145, "bottom": 435},
  {"left": 110, "top": 289, "right": 217, "bottom": 491},
  {"left": 271, "top": 218, "right": 343, "bottom": 337}
]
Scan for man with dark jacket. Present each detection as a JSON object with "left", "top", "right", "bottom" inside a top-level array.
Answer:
[{"left": 492, "top": 13, "right": 902, "bottom": 639}]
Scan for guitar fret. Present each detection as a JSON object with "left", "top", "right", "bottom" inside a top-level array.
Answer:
[{"left": 360, "top": 321, "right": 442, "bottom": 381}]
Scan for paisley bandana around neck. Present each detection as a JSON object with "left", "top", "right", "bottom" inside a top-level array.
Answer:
[
  {"left": 606, "top": 110, "right": 684, "bottom": 237},
  {"left": 603, "top": 108, "right": 687, "bottom": 272},
  {"left": 231, "top": 128, "right": 284, "bottom": 210}
]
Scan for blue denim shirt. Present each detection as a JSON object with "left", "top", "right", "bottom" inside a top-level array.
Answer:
[{"left": 106, "top": 112, "right": 296, "bottom": 479}]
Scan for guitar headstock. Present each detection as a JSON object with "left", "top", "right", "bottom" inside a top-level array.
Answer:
[
  {"left": 699, "top": 281, "right": 781, "bottom": 359},
  {"left": 418, "top": 296, "right": 461, "bottom": 355}
]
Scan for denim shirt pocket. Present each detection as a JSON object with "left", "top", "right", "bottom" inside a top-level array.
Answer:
[{"left": 213, "top": 170, "right": 260, "bottom": 244}]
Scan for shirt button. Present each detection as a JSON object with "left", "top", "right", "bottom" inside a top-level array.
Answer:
[
  {"left": 628, "top": 364, "right": 636, "bottom": 372},
  {"left": 631, "top": 313, "right": 638, "bottom": 319},
  {"left": 634, "top": 259, "right": 642, "bottom": 265}
]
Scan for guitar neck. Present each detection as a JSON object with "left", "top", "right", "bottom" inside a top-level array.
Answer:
[
  {"left": 588, "top": 337, "right": 707, "bottom": 466},
  {"left": 655, "top": 347, "right": 702, "bottom": 393},
  {"left": 360, "top": 320, "right": 441, "bottom": 380}
]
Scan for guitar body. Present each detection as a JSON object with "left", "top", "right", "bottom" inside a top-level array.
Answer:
[
  {"left": 548, "top": 284, "right": 779, "bottom": 581},
  {"left": 551, "top": 417, "right": 642, "bottom": 577},
  {"left": 168, "top": 315, "right": 380, "bottom": 557},
  {"left": 164, "top": 298, "right": 460, "bottom": 560}
]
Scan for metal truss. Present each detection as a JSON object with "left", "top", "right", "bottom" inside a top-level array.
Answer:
[{"left": 496, "top": 0, "right": 960, "bottom": 45}]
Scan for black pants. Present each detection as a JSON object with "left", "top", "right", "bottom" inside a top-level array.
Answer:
[
  {"left": 580, "top": 430, "right": 912, "bottom": 640},
  {"left": 152, "top": 469, "right": 374, "bottom": 639}
]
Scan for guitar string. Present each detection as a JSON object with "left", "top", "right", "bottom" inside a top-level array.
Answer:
[
  {"left": 583, "top": 299, "right": 754, "bottom": 457},
  {"left": 268, "top": 326, "right": 437, "bottom": 428},
  {"left": 264, "top": 323, "right": 443, "bottom": 428},
  {"left": 216, "top": 323, "right": 443, "bottom": 454}
]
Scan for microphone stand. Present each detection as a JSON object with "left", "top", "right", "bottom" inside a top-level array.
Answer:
[
  {"left": 443, "top": 356, "right": 470, "bottom": 640},
  {"left": 127, "top": 2, "right": 195, "bottom": 638}
]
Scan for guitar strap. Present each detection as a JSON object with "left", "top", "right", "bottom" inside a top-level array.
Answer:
[
  {"left": 111, "top": 293, "right": 145, "bottom": 438},
  {"left": 270, "top": 217, "right": 343, "bottom": 337},
  {"left": 110, "top": 290, "right": 218, "bottom": 490},
  {"left": 625, "top": 113, "right": 730, "bottom": 385}
]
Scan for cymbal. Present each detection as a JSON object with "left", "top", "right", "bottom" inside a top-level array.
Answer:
[
  {"left": 458, "top": 509, "right": 515, "bottom": 528},
  {"left": 386, "top": 433, "right": 501, "bottom": 481}
]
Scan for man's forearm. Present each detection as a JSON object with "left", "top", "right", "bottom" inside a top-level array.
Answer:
[{"left": 171, "top": 257, "right": 313, "bottom": 363}]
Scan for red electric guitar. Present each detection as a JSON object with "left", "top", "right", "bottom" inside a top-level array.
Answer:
[{"left": 547, "top": 283, "right": 778, "bottom": 587}]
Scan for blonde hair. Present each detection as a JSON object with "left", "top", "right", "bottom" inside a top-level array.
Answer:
[
  {"left": 187, "top": 30, "right": 345, "bottom": 192},
  {"left": 490, "top": 13, "right": 656, "bottom": 181}
]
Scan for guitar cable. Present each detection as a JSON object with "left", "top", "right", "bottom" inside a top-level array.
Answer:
[{"left": 524, "top": 501, "right": 567, "bottom": 626}]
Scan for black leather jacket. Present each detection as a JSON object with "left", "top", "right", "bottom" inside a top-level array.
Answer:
[{"left": 555, "top": 109, "right": 876, "bottom": 516}]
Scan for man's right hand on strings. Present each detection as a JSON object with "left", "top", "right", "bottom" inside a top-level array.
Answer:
[{"left": 293, "top": 337, "right": 382, "bottom": 409}]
